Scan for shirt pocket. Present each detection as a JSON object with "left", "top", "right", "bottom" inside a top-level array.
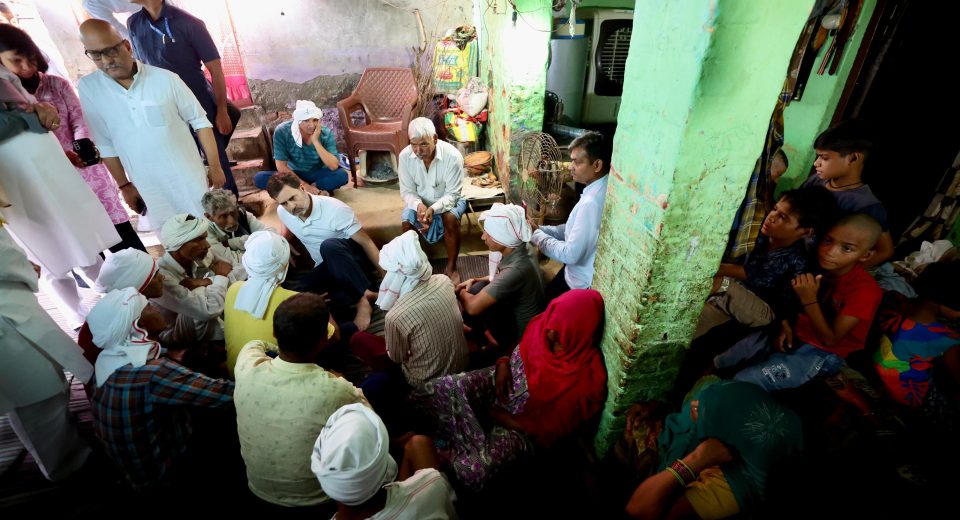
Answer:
[{"left": 141, "top": 102, "right": 168, "bottom": 128}]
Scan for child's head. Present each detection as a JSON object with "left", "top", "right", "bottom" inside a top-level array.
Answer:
[
  {"left": 912, "top": 261, "right": 960, "bottom": 321},
  {"left": 817, "top": 213, "right": 881, "bottom": 275},
  {"left": 762, "top": 186, "right": 837, "bottom": 244},
  {"left": 770, "top": 149, "right": 788, "bottom": 183},
  {"left": 813, "top": 120, "right": 872, "bottom": 182}
]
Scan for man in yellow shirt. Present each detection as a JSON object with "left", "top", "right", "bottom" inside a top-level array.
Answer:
[{"left": 224, "top": 231, "right": 335, "bottom": 376}]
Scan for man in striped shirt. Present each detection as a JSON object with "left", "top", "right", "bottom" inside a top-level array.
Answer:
[{"left": 351, "top": 231, "right": 468, "bottom": 388}]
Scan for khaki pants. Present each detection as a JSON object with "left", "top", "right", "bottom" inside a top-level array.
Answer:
[{"left": 693, "top": 281, "right": 774, "bottom": 340}]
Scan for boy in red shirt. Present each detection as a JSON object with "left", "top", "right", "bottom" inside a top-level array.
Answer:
[{"left": 715, "top": 214, "right": 884, "bottom": 391}]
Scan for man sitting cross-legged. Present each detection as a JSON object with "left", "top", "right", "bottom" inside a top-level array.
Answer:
[
  {"left": 87, "top": 287, "right": 234, "bottom": 491},
  {"left": 456, "top": 203, "right": 545, "bottom": 351},
  {"left": 234, "top": 293, "right": 367, "bottom": 510},
  {"left": 399, "top": 117, "right": 466, "bottom": 283},
  {"left": 224, "top": 231, "right": 337, "bottom": 378},
  {"left": 350, "top": 230, "right": 468, "bottom": 390},
  {"left": 155, "top": 214, "right": 245, "bottom": 346},
  {"left": 266, "top": 172, "right": 381, "bottom": 330},
  {"left": 253, "top": 100, "right": 349, "bottom": 196},
  {"left": 202, "top": 188, "right": 273, "bottom": 265}
]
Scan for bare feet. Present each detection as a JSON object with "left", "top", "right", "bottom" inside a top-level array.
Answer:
[
  {"left": 354, "top": 297, "right": 373, "bottom": 331},
  {"left": 446, "top": 268, "right": 460, "bottom": 286},
  {"left": 364, "top": 289, "right": 379, "bottom": 303}
]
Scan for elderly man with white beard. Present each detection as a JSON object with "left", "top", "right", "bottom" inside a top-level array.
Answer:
[{"left": 201, "top": 189, "right": 273, "bottom": 265}]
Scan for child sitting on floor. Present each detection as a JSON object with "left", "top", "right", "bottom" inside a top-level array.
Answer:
[
  {"left": 715, "top": 214, "right": 884, "bottom": 392},
  {"left": 694, "top": 186, "right": 837, "bottom": 339}
]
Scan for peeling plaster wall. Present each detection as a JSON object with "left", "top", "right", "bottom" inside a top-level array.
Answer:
[
  {"left": 592, "top": 0, "right": 814, "bottom": 453},
  {"left": 224, "top": 0, "right": 472, "bottom": 112},
  {"left": 479, "top": 0, "right": 550, "bottom": 195}
]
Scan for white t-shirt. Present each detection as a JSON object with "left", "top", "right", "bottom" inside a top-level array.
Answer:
[
  {"left": 334, "top": 468, "right": 457, "bottom": 520},
  {"left": 278, "top": 194, "right": 363, "bottom": 266}
]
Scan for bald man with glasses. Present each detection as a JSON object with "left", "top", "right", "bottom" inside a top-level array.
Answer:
[{"left": 76, "top": 18, "right": 223, "bottom": 232}]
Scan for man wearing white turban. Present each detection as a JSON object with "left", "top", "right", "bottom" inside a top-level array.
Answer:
[
  {"left": 234, "top": 293, "right": 365, "bottom": 508},
  {"left": 155, "top": 213, "right": 243, "bottom": 345},
  {"left": 253, "top": 99, "right": 349, "bottom": 195},
  {"left": 78, "top": 248, "right": 166, "bottom": 365},
  {"left": 223, "top": 231, "right": 336, "bottom": 377},
  {"left": 87, "top": 286, "right": 234, "bottom": 490},
  {"left": 0, "top": 224, "right": 93, "bottom": 482},
  {"left": 456, "top": 203, "right": 545, "bottom": 350},
  {"left": 312, "top": 403, "right": 457, "bottom": 519},
  {"left": 351, "top": 230, "right": 467, "bottom": 388},
  {"left": 95, "top": 247, "right": 164, "bottom": 296}
]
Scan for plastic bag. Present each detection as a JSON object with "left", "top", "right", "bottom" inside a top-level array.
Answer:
[{"left": 456, "top": 77, "right": 488, "bottom": 117}]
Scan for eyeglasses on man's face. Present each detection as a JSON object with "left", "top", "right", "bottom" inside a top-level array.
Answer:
[{"left": 84, "top": 40, "right": 126, "bottom": 61}]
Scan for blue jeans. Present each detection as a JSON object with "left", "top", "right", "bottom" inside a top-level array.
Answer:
[
  {"left": 254, "top": 167, "right": 349, "bottom": 192},
  {"left": 716, "top": 331, "right": 844, "bottom": 392}
]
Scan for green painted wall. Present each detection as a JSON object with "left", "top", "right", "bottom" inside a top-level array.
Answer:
[
  {"left": 479, "top": 0, "right": 551, "bottom": 189},
  {"left": 779, "top": 0, "right": 878, "bottom": 192},
  {"left": 592, "top": 0, "right": 814, "bottom": 454}
]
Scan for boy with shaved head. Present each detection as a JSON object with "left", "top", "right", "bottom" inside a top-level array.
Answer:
[{"left": 716, "top": 213, "right": 884, "bottom": 392}]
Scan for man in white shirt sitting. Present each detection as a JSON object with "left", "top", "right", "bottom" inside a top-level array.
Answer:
[
  {"left": 398, "top": 117, "right": 466, "bottom": 283},
  {"left": 201, "top": 189, "right": 272, "bottom": 265},
  {"left": 155, "top": 213, "right": 244, "bottom": 346},
  {"left": 529, "top": 131, "right": 611, "bottom": 300},
  {"left": 266, "top": 173, "right": 382, "bottom": 330}
]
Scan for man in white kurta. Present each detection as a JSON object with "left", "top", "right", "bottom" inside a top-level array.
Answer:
[
  {"left": 155, "top": 214, "right": 244, "bottom": 345},
  {"left": 77, "top": 19, "right": 225, "bottom": 232},
  {"left": 0, "top": 224, "right": 94, "bottom": 482}
]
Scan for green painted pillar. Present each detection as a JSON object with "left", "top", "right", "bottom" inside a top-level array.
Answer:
[
  {"left": 479, "top": 0, "right": 550, "bottom": 185},
  {"left": 593, "top": 0, "right": 814, "bottom": 454}
]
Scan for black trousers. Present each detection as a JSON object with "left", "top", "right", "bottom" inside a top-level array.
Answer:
[{"left": 297, "top": 238, "right": 378, "bottom": 315}]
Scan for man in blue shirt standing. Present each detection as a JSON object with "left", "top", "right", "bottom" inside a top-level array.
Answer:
[
  {"left": 127, "top": 0, "right": 241, "bottom": 195},
  {"left": 253, "top": 100, "right": 349, "bottom": 196}
]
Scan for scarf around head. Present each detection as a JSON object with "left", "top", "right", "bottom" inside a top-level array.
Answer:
[
  {"left": 95, "top": 248, "right": 158, "bottom": 293},
  {"left": 234, "top": 231, "right": 290, "bottom": 319},
  {"left": 376, "top": 230, "right": 432, "bottom": 311},
  {"left": 88, "top": 287, "right": 160, "bottom": 386},
  {"left": 291, "top": 99, "right": 323, "bottom": 148},
  {"left": 515, "top": 288, "right": 607, "bottom": 447},
  {"left": 311, "top": 403, "right": 398, "bottom": 506},
  {"left": 160, "top": 214, "right": 208, "bottom": 251}
]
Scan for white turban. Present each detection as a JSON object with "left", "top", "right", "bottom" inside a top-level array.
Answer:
[
  {"left": 311, "top": 403, "right": 398, "bottom": 506},
  {"left": 88, "top": 288, "right": 160, "bottom": 387},
  {"left": 376, "top": 230, "right": 432, "bottom": 311},
  {"left": 160, "top": 214, "right": 208, "bottom": 252},
  {"left": 234, "top": 231, "right": 290, "bottom": 319},
  {"left": 478, "top": 203, "right": 531, "bottom": 248},
  {"left": 95, "top": 248, "right": 158, "bottom": 293},
  {"left": 292, "top": 99, "right": 323, "bottom": 148}
]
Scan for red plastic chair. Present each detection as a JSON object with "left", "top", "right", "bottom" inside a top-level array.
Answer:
[{"left": 337, "top": 67, "right": 418, "bottom": 186}]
